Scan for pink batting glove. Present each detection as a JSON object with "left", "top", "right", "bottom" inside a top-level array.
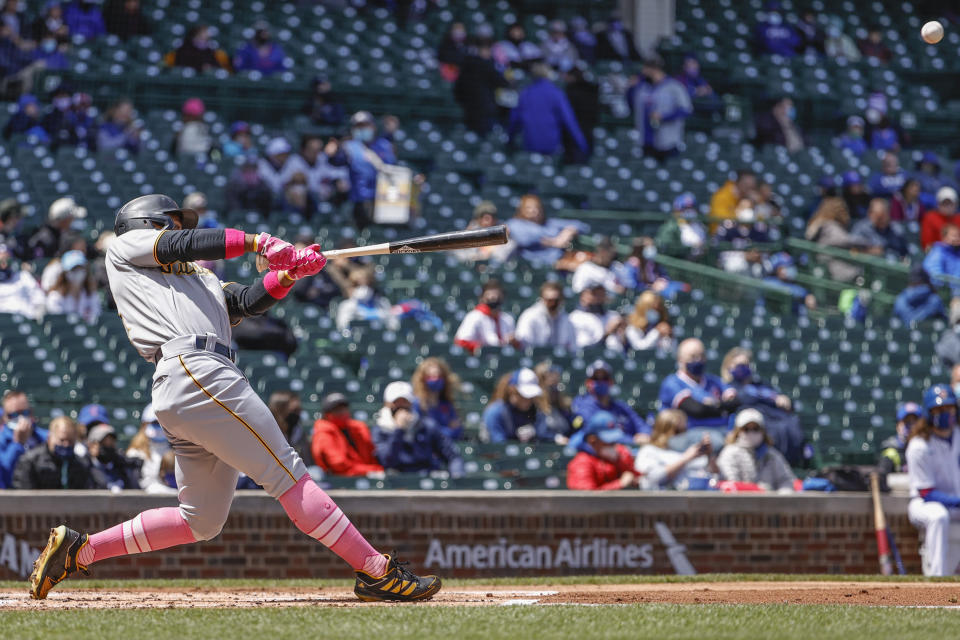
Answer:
[
  {"left": 286, "top": 244, "right": 327, "bottom": 280},
  {"left": 257, "top": 233, "right": 297, "bottom": 271}
]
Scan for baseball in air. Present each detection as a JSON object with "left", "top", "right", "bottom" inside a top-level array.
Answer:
[{"left": 922, "top": 21, "right": 944, "bottom": 44}]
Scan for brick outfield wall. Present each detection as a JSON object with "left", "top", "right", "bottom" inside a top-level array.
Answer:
[{"left": 0, "top": 491, "right": 922, "bottom": 581}]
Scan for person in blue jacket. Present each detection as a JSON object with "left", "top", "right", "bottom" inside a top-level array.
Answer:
[
  {"left": 233, "top": 21, "right": 286, "bottom": 75},
  {"left": 754, "top": 5, "right": 800, "bottom": 57},
  {"left": 329, "top": 110, "right": 397, "bottom": 230},
  {"left": 924, "top": 223, "right": 960, "bottom": 298},
  {"left": 508, "top": 63, "right": 588, "bottom": 157},
  {"left": 571, "top": 360, "right": 649, "bottom": 445},
  {"left": 0, "top": 389, "right": 48, "bottom": 489},
  {"left": 371, "top": 381, "right": 463, "bottom": 477},
  {"left": 894, "top": 263, "right": 946, "bottom": 325},
  {"left": 64, "top": 0, "right": 105, "bottom": 40},
  {"left": 505, "top": 193, "right": 589, "bottom": 267},
  {"left": 483, "top": 369, "right": 558, "bottom": 443}
]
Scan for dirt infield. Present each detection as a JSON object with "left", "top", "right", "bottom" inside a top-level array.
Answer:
[{"left": 3, "top": 582, "right": 960, "bottom": 610}]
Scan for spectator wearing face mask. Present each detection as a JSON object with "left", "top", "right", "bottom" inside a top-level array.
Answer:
[
  {"left": 891, "top": 178, "right": 922, "bottom": 223},
  {"left": 625, "top": 291, "right": 674, "bottom": 352},
  {"left": 64, "top": 0, "right": 105, "bottom": 40},
  {"left": 754, "top": 6, "right": 800, "bottom": 56},
  {"left": 0, "top": 389, "right": 47, "bottom": 488},
  {"left": 716, "top": 199, "right": 771, "bottom": 276},
  {"left": 837, "top": 115, "right": 868, "bottom": 157},
  {"left": 660, "top": 338, "right": 738, "bottom": 447},
  {"left": 42, "top": 85, "right": 81, "bottom": 149},
  {"left": 568, "top": 281, "right": 626, "bottom": 351},
  {"left": 508, "top": 63, "right": 588, "bottom": 158},
  {"left": 676, "top": 54, "right": 720, "bottom": 115},
  {"left": 635, "top": 409, "right": 717, "bottom": 490},
  {"left": 411, "top": 358, "right": 462, "bottom": 441},
  {"left": 627, "top": 56, "right": 692, "bottom": 162},
  {"left": 168, "top": 24, "right": 230, "bottom": 73},
  {"left": 754, "top": 96, "right": 804, "bottom": 153},
  {"left": 0, "top": 243, "right": 45, "bottom": 319},
  {"left": 372, "top": 381, "right": 464, "bottom": 477},
  {"left": 125, "top": 403, "right": 173, "bottom": 492},
  {"left": 336, "top": 267, "right": 398, "bottom": 331},
  {"left": 233, "top": 21, "right": 286, "bottom": 75},
  {"left": 454, "top": 280, "right": 516, "bottom": 352},
  {"left": 824, "top": 18, "right": 860, "bottom": 61},
  {"left": 618, "top": 238, "right": 671, "bottom": 293},
  {"left": 45, "top": 249, "right": 100, "bottom": 323},
  {"left": 515, "top": 281, "right": 577, "bottom": 351},
  {"left": 257, "top": 136, "right": 295, "bottom": 198},
  {"left": 12, "top": 416, "right": 99, "bottom": 489},
  {"left": 571, "top": 360, "right": 649, "bottom": 445},
  {"left": 87, "top": 423, "right": 140, "bottom": 491},
  {"left": 3, "top": 94, "right": 48, "bottom": 142},
  {"left": 720, "top": 347, "right": 805, "bottom": 465},
  {"left": 483, "top": 369, "right": 559, "bottom": 443},
  {"left": 763, "top": 252, "right": 816, "bottom": 314},
  {"left": 655, "top": 194, "right": 707, "bottom": 258},
  {"left": 565, "top": 411, "right": 638, "bottom": 491},
  {"left": 221, "top": 120, "right": 253, "bottom": 158},
  {"left": 869, "top": 152, "right": 908, "bottom": 199},
  {"left": 311, "top": 393, "right": 383, "bottom": 477},
  {"left": 31, "top": 1, "right": 68, "bottom": 41},
  {"left": 716, "top": 408, "right": 796, "bottom": 491},
  {"left": 711, "top": 170, "right": 758, "bottom": 227},
  {"left": 268, "top": 390, "right": 310, "bottom": 464},
  {"left": 327, "top": 111, "right": 398, "bottom": 230},
  {"left": 879, "top": 402, "right": 921, "bottom": 474},
  {"left": 921, "top": 187, "right": 960, "bottom": 251}
]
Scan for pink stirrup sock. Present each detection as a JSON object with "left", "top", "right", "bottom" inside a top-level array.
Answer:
[
  {"left": 279, "top": 474, "right": 388, "bottom": 576},
  {"left": 77, "top": 507, "right": 197, "bottom": 566}
]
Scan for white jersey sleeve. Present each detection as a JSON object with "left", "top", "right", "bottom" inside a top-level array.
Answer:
[
  {"left": 107, "top": 229, "right": 167, "bottom": 268},
  {"left": 906, "top": 437, "right": 936, "bottom": 494}
]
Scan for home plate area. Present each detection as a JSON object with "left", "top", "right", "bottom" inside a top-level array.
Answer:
[{"left": 4, "top": 582, "right": 960, "bottom": 609}]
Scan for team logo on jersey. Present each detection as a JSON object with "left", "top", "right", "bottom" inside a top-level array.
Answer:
[{"left": 159, "top": 262, "right": 211, "bottom": 276}]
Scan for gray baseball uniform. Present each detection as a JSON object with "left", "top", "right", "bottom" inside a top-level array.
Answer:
[{"left": 105, "top": 229, "right": 306, "bottom": 540}]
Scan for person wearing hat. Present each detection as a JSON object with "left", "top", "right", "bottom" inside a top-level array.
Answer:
[
  {"left": 837, "top": 115, "right": 867, "bottom": 158},
  {"left": 226, "top": 150, "right": 273, "bottom": 216},
  {"left": 2, "top": 94, "right": 47, "bottom": 143},
  {"left": 567, "top": 280, "right": 626, "bottom": 351},
  {"left": 924, "top": 223, "right": 960, "bottom": 298},
  {"left": 906, "top": 384, "right": 960, "bottom": 575},
  {"left": 233, "top": 20, "right": 287, "bottom": 75},
  {"left": 657, "top": 193, "right": 706, "bottom": 257},
  {"left": 540, "top": 19, "right": 578, "bottom": 71},
  {"left": 87, "top": 423, "right": 140, "bottom": 491},
  {"left": 12, "top": 416, "right": 99, "bottom": 490},
  {"left": 627, "top": 55, "right": 693, "bottom": 162},
  {"left": 635, "top": 409, "right": 717, "bottom": 490},
  {"left": 174, "top": 97, "right": 212, "bottom": 156},
  {"left": 895, "top": 262, "right": 947, "bottom": 325},
  {"left": 483, "top": 368, "right": 557, "bottom": 443},
  {"left": 45, "top": 248, "right": 100, "bottom": 323},
  {"left": 0, "top": 242, "right": 45, "bottom": 319},
  {"left": 571, "top": 360, "right": 648, "bottom": 445},
  {"left": 763, "top": 252, "right": 816, "bottom": 314},
  {"left": 327, "top": 110, "right": 398, "bottom": 230},
  {"left": 921, "top": 186, "right": 960, "bottom": 251},
  {"left": 27, "top": 197, "right": 86, "bottom": 259},
  {"left": 258, "top": 137, "right": 295, "bottom": 197},
  {"left": 869, "top": 151, "right": 908, "bottom": 199},
  {"left": 879, "top": 402, "right": 921, "bottom": 475},
  {"left": 507, "top": 62, "right": 588, "bottom": 157},
  {"left": 221, "top": 121, "right": 254, "bottom": 159},
  {"left": 311, "top": 393, "right": 383, "bottom": 477},
  {"left": 565, "top": 411, "right": 638, "bottom": 491},
  {"left": 715, "top": 408, "right": 796, "bottom": 492},
  {"left": 851, "top": 197, "right": 907, "bottom": 260},
  {"left": 372, "top": 381, "right": 463, "bottom": 477}
]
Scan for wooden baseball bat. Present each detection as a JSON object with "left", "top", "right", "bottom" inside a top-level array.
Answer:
[
  {"left": 258, "top": 225, "right": 509, "bottom": 271},
  {"left": 870, "top": 472, "right": 893, "bottom": 576}
]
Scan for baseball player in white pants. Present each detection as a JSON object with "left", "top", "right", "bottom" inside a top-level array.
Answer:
[
  {"left": 30, "top": 194, "right": 441, "bottom": 602},
  {"left": 906, "top": 384, "right": 960, "bottom": 576}
]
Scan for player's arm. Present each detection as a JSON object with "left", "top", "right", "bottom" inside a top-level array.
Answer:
[
  {"left": 222, "top": 271, "right": 296, "bottom": 326},
  {"left": 109, "top": 228, "right": 297, "bottom": 269}
]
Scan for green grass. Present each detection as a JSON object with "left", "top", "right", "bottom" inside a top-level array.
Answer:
[
  {"left": 2, "top": 573, "right": 958, "bottom": 591},
  {"left": 3, "top": 604, "right": 960, "bottom": 640}
]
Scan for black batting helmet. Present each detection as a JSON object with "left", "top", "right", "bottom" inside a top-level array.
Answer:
[{"left": 114, "top": 194, "right": 199, "bottom": 236}]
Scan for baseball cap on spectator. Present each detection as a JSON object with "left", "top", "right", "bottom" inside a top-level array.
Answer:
[
  {"left": 734, "top": 407, "right": 765, "bottom": 429},
  {"left": 383, "top": 381, "right": 415, "bottom": 405},
  {"left": 77, "top": 403, "right": 110, "bottom": 428},
  {"left": 510, "top": 368, "right": 543, "bottom": 399},
  {"left": 321, "top": 392, "right": 350, "bottom": 414},
  {"left": 475, "top": 23, "right": 494, "bottom": 40},
  {"left": 142, "top": 403, "right": 157, "bottom": 424},
  {"left": 350, "top": 111, "right": 375, "bottom": 127},
  {"left": 583, "top": 411, "right": 632, "bottom": 445},
  {"left": 586, "top": 359, "right": 613, "bottom": 379},
  {"left": 937, "top": 186, "right": 958, "bottom": 205},
  {"left": 182, "top": 98, "right": 205, "bottom": 118},
  {"left": 768, "top": 252, "right": 794, "bottom": 272},
  {"left": 265, "top": 137, "right": 291, "bottom": 157},
  {"left": 61, "top": 249, "right": 87, "bottom": 273},
  {"left": 841, "top": 170, "right": 862, "bottom": 187},
  {"left": 87, "top": 423, "right": 116, "bottom": 444},
  {"left": 919, "top": 151, "right": 940, "bottom": 169},
  {"left": 817, "top": 175, "right": 837, "bottom": 190},
  {"left": 49, "top": 197, "right": 86, "bottom": 222},
  {"left": 673, "top": 193, "right": 696, "bottom": 213},
  {"left": 183, "top": 192, "right": 207, "bottom": 210},
  {"left": 896, "top": 402, "right": 921, "bottom": 422},
  {"left": 846, "top": 115, "right": 864, "bottom": 129},
  {"left": 229, "top": 121, "right": 250, "bottom": 136}
]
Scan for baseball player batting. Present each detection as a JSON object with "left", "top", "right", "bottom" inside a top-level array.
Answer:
[{"left": 29, "top": 194, "right": 440, "bottom": 602}]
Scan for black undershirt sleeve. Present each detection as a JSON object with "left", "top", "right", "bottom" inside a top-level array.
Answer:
[
  {"left": 678, "top": 397, "right": 725, "bottom": 418},
  {"left": 222, "top": 280, "right": 283, "bottom": 326},
  {"left": 155, "top": 229, "right": 227, "bottom": 264}
]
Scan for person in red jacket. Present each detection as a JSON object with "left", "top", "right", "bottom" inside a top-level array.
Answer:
[
  {"left": 565, "top": 411, "right": 639, "bottom": 491},
  {"left": 921, "top": 187, "right": 959, "bottom": 251},
  {"left": 311, "top": 393, "right": 384, "bottom": 477}
]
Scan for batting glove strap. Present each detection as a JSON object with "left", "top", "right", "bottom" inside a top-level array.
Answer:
[
  {"left": 257, "top": 233, "right": 298, "bottom": 271},
  {"left": 286, "top": 245, "right": 327, "bottom": 280}
]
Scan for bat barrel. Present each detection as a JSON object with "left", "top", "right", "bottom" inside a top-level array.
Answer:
[{"left": 387, "top": 225, "right": 509, "bottom": 254}]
